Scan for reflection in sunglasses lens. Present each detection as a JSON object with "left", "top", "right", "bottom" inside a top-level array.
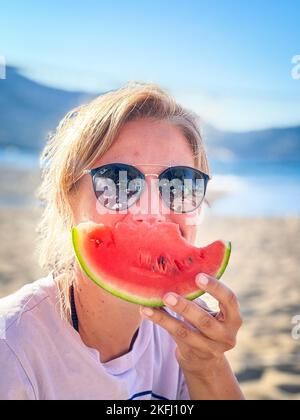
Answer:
[
  {"left": 94, "top": 171, "right": 145, "bottom": 211},
  {"left": 93, "top": 166, "right": 207, "bottom": 213}
]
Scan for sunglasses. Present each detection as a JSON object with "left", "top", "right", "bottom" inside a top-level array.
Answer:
[{"left": 83, "top": 163, "right": 210, "bottom": 214}]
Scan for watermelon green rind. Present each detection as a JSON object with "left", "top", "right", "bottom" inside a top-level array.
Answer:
[
  {"left": 72, "top": 226, "right": 231, "bottom": 307},
  {"left": 185, "top": 289, "right": 206, "bottom": 301},
  {"left": 215, "top": 241, "right": 231, "bottom": 279}
]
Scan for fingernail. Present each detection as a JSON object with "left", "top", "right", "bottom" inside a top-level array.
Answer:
[
  {"left": 141, "top": 307, "right": 154, "bottom": 317},
  {"left": 196, "top": 273, "right": 209, "bottom": 286},
  {"left": 164, "top": 293, "right": 178, "bottom": 307}
]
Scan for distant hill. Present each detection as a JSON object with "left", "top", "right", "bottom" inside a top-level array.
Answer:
[
  {"left": 203, "top": 125, "right": 300, "bottom": 162},
  {"left": 0, "top": 66, "right": 95, "bottom": 152},
  {"left": 1, "top": 66, "right": 300, "bottom": 162}
]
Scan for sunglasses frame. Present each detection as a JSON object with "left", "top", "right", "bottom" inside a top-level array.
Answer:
[{"left": 83, "top": 162, "right": 211, "bottom": 213}]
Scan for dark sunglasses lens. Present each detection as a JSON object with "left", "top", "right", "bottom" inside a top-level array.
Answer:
[
  {"left": 93, "top": 164, "right": 144, "bottom": 211},
  {"left": 159, "top": 167, "right": 207, "bottom": 213}
]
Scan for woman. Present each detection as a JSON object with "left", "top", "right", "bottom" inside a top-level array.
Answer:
[{"left": 0, "top": 82, "right": 244, "bottom": 400}]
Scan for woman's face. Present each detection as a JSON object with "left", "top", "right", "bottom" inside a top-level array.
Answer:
[{"left": 72, "top": 119, "right": 203, "bottom": 244}]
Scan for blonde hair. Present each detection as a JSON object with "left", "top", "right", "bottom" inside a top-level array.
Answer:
[{"left": 36, "top": 81, "right": 211, "bottom": 319}]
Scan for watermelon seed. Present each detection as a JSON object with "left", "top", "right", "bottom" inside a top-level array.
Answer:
[
  {"left": 157, "top": 255, "right": 166, "bottom": 271},
  {"left": 187, "top": 256, "right": 193, "bottom": 264}
]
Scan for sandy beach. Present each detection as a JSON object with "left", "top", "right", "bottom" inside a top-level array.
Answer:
[
  {"left": 0, "top": 166, "right": 299, "bottom": 400},
  {"left": 198, "top": 212, "right": 300, "bottom": 400}
]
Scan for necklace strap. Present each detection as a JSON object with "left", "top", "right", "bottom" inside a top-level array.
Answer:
[{"left": 70, "top": 284, "right": 79, "bottom": 332}]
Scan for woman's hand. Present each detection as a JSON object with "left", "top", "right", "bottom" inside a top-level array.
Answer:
[{"left": 140, "top": 273, "right": 244, "bottom": 400}]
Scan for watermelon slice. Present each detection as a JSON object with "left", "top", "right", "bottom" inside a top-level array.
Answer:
[{"left": 72, "top": 221, "right": 231, "bottom": 307}]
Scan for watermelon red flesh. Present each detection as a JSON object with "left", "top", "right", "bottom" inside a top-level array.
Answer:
[{"left": 72, "top": 220, "right": 231, "bottom": 307}]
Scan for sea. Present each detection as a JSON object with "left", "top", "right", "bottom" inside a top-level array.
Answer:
[
  {"left": 0, "top": 148, "right": 300, "bottom": 217},
  {"left": 208, "top": 159, "right": 300, "bottom": 217}
]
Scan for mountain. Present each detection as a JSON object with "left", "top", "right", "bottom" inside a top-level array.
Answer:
[
  {"left": 1, "top": 66, "right": 300, "bottom": 162},
  {"left": 0, "top": 66, "right": 95, "bottom": 152},
  {"left": 203, "top": 125, "right": 300, "bottom": 162}
]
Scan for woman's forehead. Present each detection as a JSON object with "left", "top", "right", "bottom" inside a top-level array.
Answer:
[{"left": 93, "top": 120, "right": 195, "bottom": 168}]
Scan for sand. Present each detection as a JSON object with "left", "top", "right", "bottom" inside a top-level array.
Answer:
[
  {"left": 0, "top": 166, "right": 299, "bottom": 400},
  {"left": 197, "top": 212, "right": 300, "bottom": 400}
]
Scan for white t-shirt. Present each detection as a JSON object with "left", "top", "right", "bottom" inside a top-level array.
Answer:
[{"left": 0, "top": 273, "right": 190, "bottom": 400}]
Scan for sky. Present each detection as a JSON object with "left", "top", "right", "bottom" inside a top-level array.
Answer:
[{"left": 0, "top": 0, "right": 300, "bottom": 131}]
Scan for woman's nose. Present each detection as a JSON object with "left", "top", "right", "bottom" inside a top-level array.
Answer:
[{"left": 128, "top": 175, "right": 168, "bottom": 222}]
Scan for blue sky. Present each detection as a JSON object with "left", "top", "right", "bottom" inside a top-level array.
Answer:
[{"left": 1, "top": 0, "right": 299, "bottom": 131}]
